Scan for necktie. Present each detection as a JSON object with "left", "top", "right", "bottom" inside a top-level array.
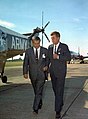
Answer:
[
  {"left": 36, "top": 48, "right": 38, "bottom": 60},
  {"left": 54, "top": 45, "right": 57, "bottom": 53}
]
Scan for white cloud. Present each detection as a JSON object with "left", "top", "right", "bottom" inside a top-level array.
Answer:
[
  {"left": 73, "top": 18, "right": 80, "bottom": 22},
  {"left": 0, "top": 19, "right": 15, "bottom": 28}
]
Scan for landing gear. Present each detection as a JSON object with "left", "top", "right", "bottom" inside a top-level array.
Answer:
[
  {"left": 0, "top": 73, "right": 7, "bottom": 83},
  {"left": 1, "top": 76, "right": 7, "bottom": 83},
  {"left": 0, "top": 60, "right": 7, "bottom": 83},
  {"left": 80, "top": 60, "right": 84, "bottom": 64}
]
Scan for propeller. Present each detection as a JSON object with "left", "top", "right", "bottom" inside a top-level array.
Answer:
[
  {"left": 41, "top": 21, "right": 50, "bottom": 44},
  {"left": 23, "top": 22, "right": 50, "bottom": 44},
  {"left": 31, "top": 22, "right": 50, "bottom": 44},
  {"left": 23, "top": 12, "right": 50, "bottom": 46}
]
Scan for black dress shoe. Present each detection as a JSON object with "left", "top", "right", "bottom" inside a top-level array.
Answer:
[
  {"left": 33, "top": 110, "right": 38, "bottom": 115},
  {"left": 56, "top": 115, "right": 62, "bottom": 119},
  {"left": 56, "top": 112, "right": 61, "bottom": 119}
]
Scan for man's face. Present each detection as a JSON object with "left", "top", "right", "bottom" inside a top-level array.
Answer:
[
  {"left": 32, "top": 40, "right": 40, "bottom": 49},
  {"left": 51, "top": 34, "right": 60, "bottom": 45}
]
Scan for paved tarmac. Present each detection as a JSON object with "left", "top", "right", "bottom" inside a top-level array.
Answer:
[{"left": 0, "top": 64, "right": 88, "bottom": 119}]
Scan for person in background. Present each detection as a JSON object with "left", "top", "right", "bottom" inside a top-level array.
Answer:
[
  {"left": 47, "top": 31, "right": 71, "bottom": 119},
  {"left": 23, "top": 36, "right": 48, "bottom": 115}
]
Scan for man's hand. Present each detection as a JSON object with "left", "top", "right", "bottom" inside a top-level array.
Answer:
[
  {"left": 24, "top": 74, "right": 28, "bottom": 79},
  {"left": 53, "top": 53, "right": 59, "bottom": 59},
  {"left": 43, "top": 66, "right": 48, "bottom": 71}
]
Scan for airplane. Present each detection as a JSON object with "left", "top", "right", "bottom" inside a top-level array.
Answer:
[
  {"left": 70, "top": 51, "right": 88, "bottom": 64},
  {"left": 0, "top": 22, "right": 50, "bottom": 83}
]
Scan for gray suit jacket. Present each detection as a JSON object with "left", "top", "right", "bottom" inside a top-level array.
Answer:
[
  {"left": 23, "top": 46, "right": 48, "bottom": 80},
  {"left": 47, "top": 42, "right": 71, "bottom": 77}
]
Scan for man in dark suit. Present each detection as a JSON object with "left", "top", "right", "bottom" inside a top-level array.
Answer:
[
  {"left": 47, "top": 31, "right": 71, "bottom": 119},
  {"left": 23, "top": 36, "right": 48, "bottom": 114}
]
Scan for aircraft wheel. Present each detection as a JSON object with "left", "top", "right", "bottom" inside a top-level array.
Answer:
[
  {"left": 80, "top": 61, "right": 84, "bottom": 64},
  {"left": 2, "top": 76, "right": 7, "bottom": 83}
]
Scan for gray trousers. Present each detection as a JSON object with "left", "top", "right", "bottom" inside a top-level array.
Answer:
[
  {"left": 31, "top": 74, "right": 45, "bottom": 110},
  {"left": 50, "top": 71, "right": 65, "bottom": 112}
]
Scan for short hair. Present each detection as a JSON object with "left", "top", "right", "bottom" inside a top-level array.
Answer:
[
  {"left": 50, "top": 31, "right": 60, "bottom": 38},
  {"left": 32, "top": 36, "right": 41, "bottom": 41}
]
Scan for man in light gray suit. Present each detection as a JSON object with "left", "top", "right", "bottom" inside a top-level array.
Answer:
[
  {"left": 23, "top": 36, "right": 48, "bottom": 114},
  {"left": 47, "top": 31, "right": 71, "bottom": 119}
]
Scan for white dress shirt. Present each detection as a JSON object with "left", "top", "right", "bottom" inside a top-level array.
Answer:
[
  {"left": 33, "top": 47, "right": 40, "bottom": 59},
  {"left": 53, "top": 42, "right": 60, "bottom": 54}
]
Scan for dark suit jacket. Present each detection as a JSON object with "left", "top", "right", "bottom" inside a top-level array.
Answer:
[
  {"left": 23, "top": 46, "right": 48, "bottom": 80},
  {"left": 47, "top": 42, "right": 71, "bottom": 77}
]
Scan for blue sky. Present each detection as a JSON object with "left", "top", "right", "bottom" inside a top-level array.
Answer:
[{"left": 0, "top": 0, "right": 88, "bottom": 56}]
